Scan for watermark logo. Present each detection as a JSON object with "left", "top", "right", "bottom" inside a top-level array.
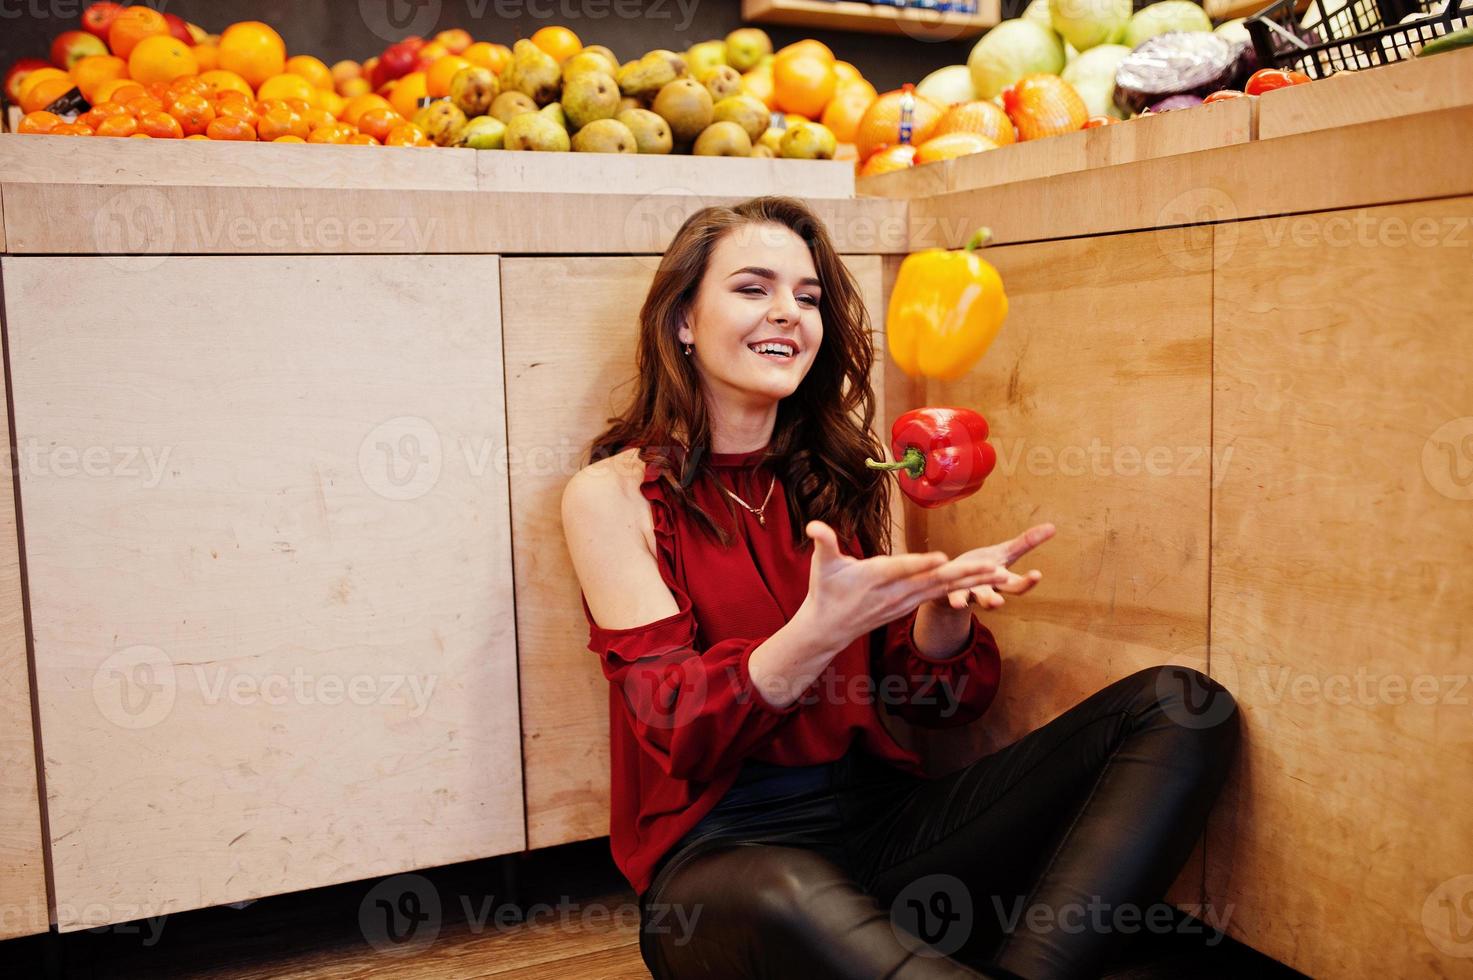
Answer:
[
  {"left": 1423, "top": 417, "right": 1473, "bottom": 501},
  {"left": 1423, "top": 874, "right": 1473, "bottom": 958},
  {"left": 94, "top": 188, "right": 176, "bottom": 274},
  {"left": 359, "top": 0, "right": 442, "bottom": 42},
  {"left": 359, "top": 415, "right": 443, "bottom": 501},
  {"left": 360, "top": 873, "right": 442, "bottom": 956},
  {"left": 93, "top": 645, "right": 177, "bottom": 730},
  {"left": 890, "top": 872, "right": 973, "bottom": 957},
  {"left": 1157, "top": 645, "right": 1241, "bottom": 731},
  {"left": 1155, "top": 186, "right": 1239, "bottom": 272}
]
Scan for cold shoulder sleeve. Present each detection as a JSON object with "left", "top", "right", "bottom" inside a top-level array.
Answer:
[{"left": 579, "top": 462, "right": 814, "bottom": 783}]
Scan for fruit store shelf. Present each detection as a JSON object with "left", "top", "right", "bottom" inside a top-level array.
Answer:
[{"left": 740, "top": 0, "right": 1000, "bottom": 38}]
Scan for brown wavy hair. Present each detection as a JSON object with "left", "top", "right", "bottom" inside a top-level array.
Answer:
[{"left": 585, "top": 195, "right": 895, "bottom": 558}]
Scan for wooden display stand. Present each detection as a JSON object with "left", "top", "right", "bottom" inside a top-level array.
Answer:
[{"left": 1, "top": 49, "right": 1470, "bottom": 977}]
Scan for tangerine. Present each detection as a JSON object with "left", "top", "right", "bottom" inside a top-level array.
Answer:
[
  {"left": 273, "top": 135, "right": 306, "bottom": 142},
  {"left": 169, "top": 92, "right": 215, "bottom": 135},
  {"left": 256, "top": 105, "right": 308, "bottom": 140},
  {"left": 345, "top": 133, "right": 380, "bottom": 145},
  {"left": 17, "top": 66, "right": 69, "bottom": 99},
  {"left": 51, "top": 123, "right": 96, "bottom": 136},
  {"left": 138, "top": 109, "right": 184, "bottom": 138},
  {"left": 855, "top": 88, "right": 944, "bottom": 162},
  {"left": 857, "top": 143, "right": 917, "bottom": 176},
  {"left": 20, "top": 76, "right": 76, "bottom": 114},
  {"left": 197, "top": 69, "right": 254, "bottom": 99},
  {"left": 342, "top": 92, "right": 391, "bottom": 126},
  {"left": 385, "top": 121, "right": 431, "bottom": 146},
  {"left": 95, "top": 113, "right": 140, "bottom": 137},
  {"left": 125, "top": 94, "right": 165, "bottom": 115},
  {"left": 17, "top": 110, "right": 63, "bottom": 134},
  {"left": 256, "top": 72, "right": 312, "bottom": 103},
  {"left": 530, "top": 26, "right": 581, "bottom": 62},
  {"left": 70, "top": 54, "right": 128, "bottom": 102},
  {"left": 215, "top": 99, "right": 259, "bottom": 127},
  {"left": 94, "top": 79, "right": 147, "bottom": 105},
  {"left": 356, "top": 106, "right": 402, "bottom": 143},
  {"left": 388, "top": 71, "right": 428, "bottom": 118},
  {"left": 184, "top": 133, "right": 209, "bottom": 140},
  {"left": 78, "top": 100, "right": 131, "bottom": 130},
  {"left": 129, "top": 36, "right": 197, "bottom": 85},
  {"left": 108, "top": 6, "right": 169, "bottom": 60},
  {"left": 338, "top": 77, "right": 371, "bottom": 99},
  {"left": 206, "top": 115, "right": 256, "bottom": 140},
  {"left": 306, "top": 122, "right": 351, "bottom": 144},
  {"left": 218, "top": 21, "right": 286, "bottom": 88}
]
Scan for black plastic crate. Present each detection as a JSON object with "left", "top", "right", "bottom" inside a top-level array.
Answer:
[{"left": 1246, "top": 0, "right": 1469, "bottom": 78}]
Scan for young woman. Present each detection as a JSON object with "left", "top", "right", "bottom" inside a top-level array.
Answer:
[{"left": 561, "top": 196, "right": 1239, "bottom": 979}]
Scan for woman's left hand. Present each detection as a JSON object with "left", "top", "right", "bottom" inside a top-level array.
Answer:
[{"left": 927, "top": 523, "right": 1056, "bottom": 613}]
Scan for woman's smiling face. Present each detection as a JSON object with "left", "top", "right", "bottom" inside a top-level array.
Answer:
[{"left": 678, "top": 221, "right": 824, "bottom": 408}]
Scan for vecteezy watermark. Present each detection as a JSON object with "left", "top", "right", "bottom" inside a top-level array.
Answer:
[
  {"left": 358, "top": 873, "right": 702, "bottom": 957},
  {"left": 359, "top": 416, "right": 444, "bottom": 501},
  {"left": 992, "top": 896, "right": 1235, "bottom": 946},
  {"left": 359, "top": 0, "right": 443, "bottom": 42},
  {"left": 10, "top": 438, "right": 173, "bottom": 488},
  {"left": 0, "top": 896, "right": 169, "bottom": 944},
  {"left": 890, "top": 873, "right": 974, "bottom": 957},
  {"left": 358, "top": 0, "right": 701, "bottom": 41},
  {"left": 991, "top": 437, "right": 1236, "bottom": 488},
  {"left": 1423, "top": 874, "right": 1473, "bottom": 958},
  {"left": 92, "top": 644, "right": 439, "bottom": 730},
  {"left": 1423, "top": 417, "right": 1473, "bottom": 501},
  {"left": 0, "top": 0, "right": 174, "bottom": 20},
  {"left": 1158, "top": 643, "right": 1241, "bottom": 731}
]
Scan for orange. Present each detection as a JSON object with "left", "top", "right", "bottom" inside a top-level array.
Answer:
[
  {"left": 169, "top": 92, "right": 215, "bottom": 135},
  {"left": 20, "top": 76, "right": 76, "bottom": 114},
  {"left": 385, "top": 121, "right": 431, "bottom": 146},
  {"left": 166, "top": 75, "right": 211, "bottom": 101},
  {"left": 307, "top": 122, "right": 351, "bottom": 144},
  {"left": 775, "top": 39, "right": 835, "bottom": 66},
  {"left": 78, "top": 101, "right": 131, "bottom": 130},
  {"left": 835, "top": 77, "right": 878, "bottom": 104},
  {"left": 345, "top": 133, "right": 380, "bottom": 145},
  {"left": 197, "top": 69, "right": 254, "bottom": 99},
  {"left": 129, "top": 133, "right": 152, "bottom": 138},
  {"left": 138, "top": 110, "right": 184, "bottom": 138},
  {"left": 184, "top": 133, "right": 209, "bottom": 140},
  {"left": 425, "top": 55, "right": 471, "bottom": 98},
  {"left": 109, "top": 6, "right": 169, "bottom": 60},
  {"left": 128, "top": 36, "right": 198, "bottom": 85},
  {"left": 388, "top": 71, "right": 428, "bottom": 118},
  {"left": 820, "top": 89, "right": 873, "bottom": 144},
  {"left": 301, "top": 106, "right": 336, "bottom": 131},
  {"left": 256, "top": 105, "right": 308, "bottom": 140},
  {"left": 95, "top": 114, "right": 140, "bottom": 137},
  {"left": 416, "top": 42, "right": 450, "bottom": 66},
  {"left": 1001, "top": 74, "right": 1087, "bottom": 141},
  {"left": 284, "top": 54, "right": 332, "bottom": 90},
  {"left": 463, "top": 42, "right": 510, "bottom": 74},
  {"left": 18, "top": 67, "right": 69, "bottom": 100},
  {"left": 933, "top": 100, "right": 1016, "bottom": 147},
  {"left": 338, "top": 77, "right": 370, "bottom": 99},
  {"left": 17, "top": 111, "right": 63, "bottom": 134},
  {"left": 530, "top": 25, "right": 581, "bottom": 62},
  {"left": 216, "top": 98, "right": 259, "bottom": 126},
  {"left": 331, "top": 60, "right": 362, "bottom": 87},
  {"left": 193, "top": 43, "right": 220, "bottom": 72},
  {"left": 273, "top": 135, "right": 306, "bottom": 142},
  {"left": 435, "top": 29, "right": 473, "bottom": 54},
  {"left": 206, "top": 116, "right": 256, "bottom": 140},
  {"left": 95, "top": 79, "right": 147, "bottom": 105},
  {"left": 51, "top": 123, "right": 95, "bottom": 136},
  {"left": 857, "top": 143, "right": 917, "bottom": 176},
  {"left": 356, "top": 106, "right": 402, "bottom": 142},
  {"left": 742, "top": 64, "right": 776, "bottom": 111},
  {"left": 855, "top": 88, "right": 944, "bottom": 162},
  {"left": 256, "top": 72, "right": 312, "bottom": 103},
  {"left": 773, "top": 55, "right": 835, "bottom": 119},
  {"left": 125, "top": 94, "right": 165, "bottom": 115},
  {"left": 307, "top": 86, "right": 344, "bottom": 117},
  {"left": 341, "top": 92, "right": 391, "bottom": 126},
  {"left": 218, "top": 21, "right": 286, "bottom": 88},
  {"left": 915, "top": 131, "right": 997, "bottom": 165},
  {"left": 833, "top": 61, "right": 861, "bottom": 84},
  {"left": 71, "top": 55, "right": 128, "bottom": 102}
]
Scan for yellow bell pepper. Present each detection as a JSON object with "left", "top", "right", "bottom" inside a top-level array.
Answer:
[{"left": 886, "top": 227, "right": 1009, "bottom": 381}]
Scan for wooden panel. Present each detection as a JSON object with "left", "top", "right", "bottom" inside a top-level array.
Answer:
[
  {"left": 2, "top": 255, "right": 524, "bottom": 931},
  {"left": 915, "top": 228, "right": 1216, "bottom": 907},
  {"left": 503, "top": 254, "right": 894, "bottom": 850},
  {"left": 742, "top": 0, "right": 999, "bottom": 38},
  {"left": 0, "top": 183, "right": 909, "bottom": 256},
  {"left": 859, "top": 98, "right": 1255, "bottom": 200},
  {"left": 1208, "top": 197, "right": 1473, "bottom": 978},
  {"left": 0, "top": 134, "right": 854, "bottom": 197},
  {"left": 906, "top": 106, "right": 1473, "bottom": 246},
  {"left": 1257, "top": 48, "right": 1473, "bottom": 140},
  {"left": 0, "top": 262, "right": 49, "bottom": 940}
]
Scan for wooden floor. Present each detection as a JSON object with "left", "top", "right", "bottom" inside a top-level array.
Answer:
[{"left": 3, "top": 838, "right": 1305, "bottom": 979}]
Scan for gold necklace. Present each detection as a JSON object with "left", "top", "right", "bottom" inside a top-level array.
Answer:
[{"left": 713, "top": 470, "right": 777, "bottom": 527}]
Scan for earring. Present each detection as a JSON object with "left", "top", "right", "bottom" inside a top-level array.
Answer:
[{"left": 683, "top": 343, "right": 693, "bottom": 356}]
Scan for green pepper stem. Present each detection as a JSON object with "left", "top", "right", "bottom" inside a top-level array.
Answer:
[
  {"left": 865, "top": 446, "right": 927, "bottom": 480},
  {"left": 964, "top": 227, "right": 993, "bottom": 252}
]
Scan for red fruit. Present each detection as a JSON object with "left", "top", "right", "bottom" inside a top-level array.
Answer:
[
  {"left": 51, "top": 30, "right": 108, "bottom": 69},
  {"left": 1203, "top": 89, "right": 1248, "bottom": 103},
  {"left": 1244, "top": 69, "right": 1311, "bottom": 96},
  {"left": 372, "top": 42, "right": 418, "bottom": 89},
  {"left": 4, "top": 58, "right": 53, "bottom": 104},
  {"left": 1001, "top": 73, "right": 1088, "bottom": 141},
  {"left": 81, "top": 2, "right": 123, "bottom": 40},
  {"left": 163, "top": 13, "right": 193, "bottom": 44}
]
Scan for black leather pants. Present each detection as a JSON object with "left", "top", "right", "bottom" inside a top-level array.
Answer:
[{"left": 637, "top": 664, "right": 1240, "bottom": 980}]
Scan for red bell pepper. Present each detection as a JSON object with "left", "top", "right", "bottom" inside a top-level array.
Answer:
[{"left": 865, "top": 407, "right": 996, "bottom": 509}]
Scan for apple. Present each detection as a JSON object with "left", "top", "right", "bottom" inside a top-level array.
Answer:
[
  {"left": 163, "top": 13, "right": 193, "bottom": 44},
  {"left": 51, "top": 30, "right": 108, "bottom": 69},
  {"left": 80, "top": 2, "right": 123, "bottom": 40},
  {"left": 4, "top": 58, "right": 52, "bottom": 104},
  {"left": 372, "top": 42, "right": 418, "bottom": 89}
]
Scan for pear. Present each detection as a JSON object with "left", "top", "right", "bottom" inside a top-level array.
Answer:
[
  {"left": 617, "top": 50, "right": 680, "bottom": 99},
  {"left": 685, "top": 40, "right": 727, "bottom": 78},
  {"left": 563, "top": 49, "right": 619, "bottom": 81},
  {"left": 652, "top": 48, "right": 688, "bottom": 77},
  {"left": 414, "top": 100, "right": 468, "bottom": 147},
  {"left": 750, "top": 143, "right": 776, "bottom": 158},
  {"left": 758, "top": 126, "right": 784, "bottom": 153},
  {"left": 505, "top": 112, "right": 571, "bottom": 151},
  {"left": 616, "top": 108, "right": 673, "bottom": 154},
  {"left": 540, "top": 102, "right": 567, "bottom": 130},
  {"left": 712, "top": 94, "right": 770, "bottom": 143},
  {"left": 450, "top": 66, "right": 498, "bottom": 118},
  {"left": 780, "top": 120, "right": 836, "bottom": 160},
  {"left": 651, "top": 77, "right": 713, "bottom": 144},
  {"left": 693, "top": 121, "right": 752, "bottom": 156},
  {"left": 503, "top": 38, "right": 561, "bottom": 105},
  {"left": 616, "top": 95, "right": 643, "bottom": 114},
  {"left": 583, "top": 44, "right": 619, "bottom": 67},
  {"left": 571, "top": 117, "right": 638, "bottom": 153},
  {"left": 562, "top": 70, "right": 620, "bottom": 130},
  {"left": 725, "top": 27, "right": 773, "bottom": 72},
  {"left": 700, "top": 65, "right": 742, "bottom": 102},
  {"left": 490, "top": 90, "right": 537, "bottom": 123},
  {"left": 457, "top": 115, "right": 506, "bottom": 149}
]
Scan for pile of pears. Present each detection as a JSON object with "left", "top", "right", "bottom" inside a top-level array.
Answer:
[{"left": 411, "top": 27, "right": 837, "bottom": 159}]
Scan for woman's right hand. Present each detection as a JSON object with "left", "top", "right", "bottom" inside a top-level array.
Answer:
[{"left": 794, "top": 520, "right": 1009, "bottom": 654}]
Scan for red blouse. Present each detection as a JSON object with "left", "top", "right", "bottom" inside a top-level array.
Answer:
[{"left": 579, "top": 443, "right": 1002, "bottom": 896}]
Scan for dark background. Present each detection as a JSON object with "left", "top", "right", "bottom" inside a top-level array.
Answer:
[{"left": 1, "top": 0, "right": 979, "bottom": 95}]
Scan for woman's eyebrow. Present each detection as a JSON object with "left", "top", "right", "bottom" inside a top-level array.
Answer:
[{"left": 726, "top": 266, "right": 822, "bottom": 288}]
